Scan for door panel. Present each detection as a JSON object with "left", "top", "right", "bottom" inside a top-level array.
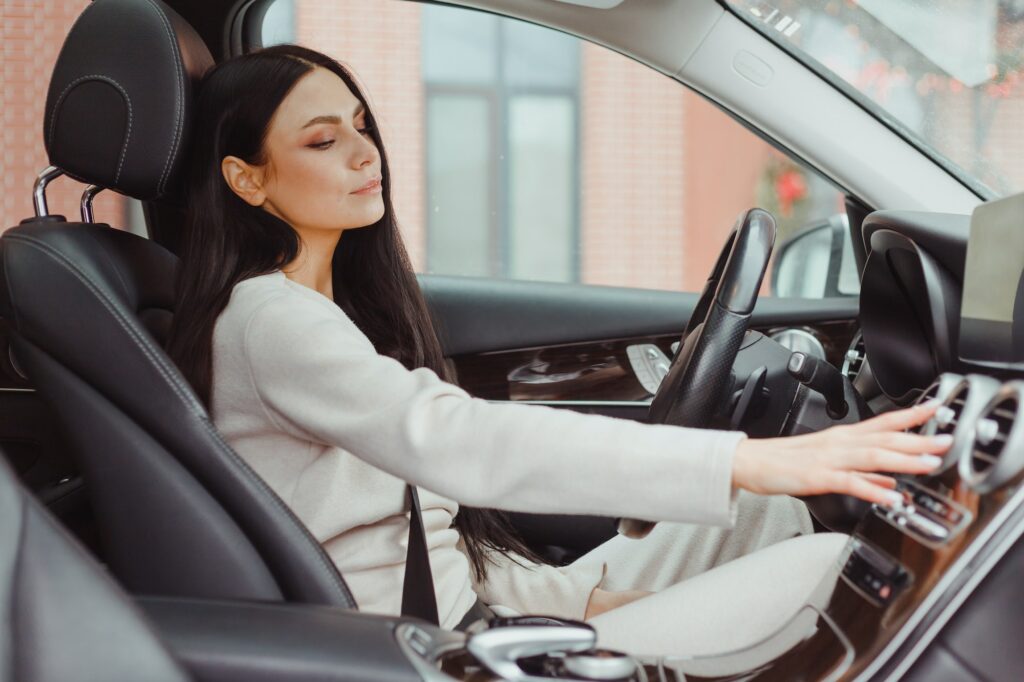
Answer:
[{"left": 422, "top": 274, "right": 859, "bottom": 418}]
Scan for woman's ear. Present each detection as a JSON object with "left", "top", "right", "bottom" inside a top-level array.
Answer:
[{"left": 221, "top": 155, "right": 267, "bottom": 207}]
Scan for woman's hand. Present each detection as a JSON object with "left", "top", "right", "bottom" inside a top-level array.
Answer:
[{"left": 732, "top": 402, "right": 950, "bottom": 506}]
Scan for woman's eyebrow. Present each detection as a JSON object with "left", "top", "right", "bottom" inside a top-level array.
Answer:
[{"left": 300, "top": 103, "right": 365, "bottom": 130}]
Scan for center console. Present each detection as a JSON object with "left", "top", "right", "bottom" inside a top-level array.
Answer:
[{"left": 388, "top": 372, "right": 1024, "bottom": 681}]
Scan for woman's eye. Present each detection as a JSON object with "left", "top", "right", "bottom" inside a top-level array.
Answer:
[{"left": 307, "top": 139, "right": 335, "bottom": 150}]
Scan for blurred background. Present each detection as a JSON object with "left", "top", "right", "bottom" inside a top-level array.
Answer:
[{"left": 3, "top": 0, "right": 1020, "bottom": 295}]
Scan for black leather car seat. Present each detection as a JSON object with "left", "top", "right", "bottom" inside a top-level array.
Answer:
[
  {"left": 0, "top": 0, "right": 355, "bottom": 609},
  {"left": 0, "top": 452, "right": 188, "bottom": 682}
]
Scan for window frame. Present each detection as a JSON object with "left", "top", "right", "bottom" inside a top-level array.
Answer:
[{"left": 239, "top": 0, "right": 864, "bottom": 298}]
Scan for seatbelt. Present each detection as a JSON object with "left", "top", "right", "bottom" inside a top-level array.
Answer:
[{"left": 401, "top": 485, "right": 440, "bottom": 624}]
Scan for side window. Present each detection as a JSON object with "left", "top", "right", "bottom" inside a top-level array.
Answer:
[
  {"left": 1, "top": 0, "right": 146, "bottom": 234},
  {"left": 260, "top": 0, "right": 857, "bottom": 297}
]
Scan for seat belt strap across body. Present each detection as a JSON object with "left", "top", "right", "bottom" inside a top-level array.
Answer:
[{"left": 401, "top": 484, "right": 440, "bottom": 624}]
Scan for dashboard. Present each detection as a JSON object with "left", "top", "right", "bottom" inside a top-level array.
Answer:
[
  {"left": 389, "top": 198, "right": 1024, "bottom": 681},
  {"left": 858, "top": 194, "right": 1024, "bottom": 404}
]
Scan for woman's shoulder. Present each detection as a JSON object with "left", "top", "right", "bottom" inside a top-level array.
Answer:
[{"left": 217, "top": 271, "right": 355, "bottom": 344}]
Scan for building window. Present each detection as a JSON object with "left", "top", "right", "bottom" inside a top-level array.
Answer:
[{"left": 422, "top": 5, "right": 580, "bottom": 281}]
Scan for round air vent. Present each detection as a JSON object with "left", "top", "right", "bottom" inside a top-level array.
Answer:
[
  {"left": 931, "top": 375, "right": 1000, "bottom": 471},
  {"left": 959, "top": 382, "right": 1024, "bottom": 493},
  {"left": 912, "top": 373, "right": 964, "bottom": 436},
  {"left": 841, "top": 331, "right": 867, "bottom": 382}
]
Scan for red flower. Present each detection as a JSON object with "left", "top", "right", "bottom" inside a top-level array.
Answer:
[{"left": 775, "top": 169, "right": 807, "bottom": 216}]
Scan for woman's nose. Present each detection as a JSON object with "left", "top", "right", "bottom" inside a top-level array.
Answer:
[{"left": 351, "top": 132, "right": 378, "bottom": 169}]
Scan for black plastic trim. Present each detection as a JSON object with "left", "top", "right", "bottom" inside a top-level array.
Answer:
[
  {"left": 421, "top": 274, "right": 858, "bottom": 357},
  {"left": 139, "top": 597, "right": 425, "bottom": 682}
]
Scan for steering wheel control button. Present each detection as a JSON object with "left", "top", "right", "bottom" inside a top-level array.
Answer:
[
  {"left": 872, "top": 480, "right": 971, "bottom": 547},
  {"left": 626, "top": 344, "right": 672, "bottom": 395},
  {"left": 841, "top": 539, "right": 909, "bottom": 607},
  {"left": 563, "top": 649, "right": 638, "bottom": 680}
]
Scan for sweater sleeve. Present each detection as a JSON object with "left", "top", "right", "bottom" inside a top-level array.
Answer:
[{"left": 242, "top": 291, "right": 745, "bottom": 527}]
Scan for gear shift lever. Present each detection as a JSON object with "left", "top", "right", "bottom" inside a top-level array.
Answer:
[{"left": 467, "top": 619, "right": 597, "bottom": 681}]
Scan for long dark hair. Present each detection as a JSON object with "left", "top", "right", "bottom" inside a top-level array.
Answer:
[{"left": 165, "top": 44, "right": 543, "bottom": 580}]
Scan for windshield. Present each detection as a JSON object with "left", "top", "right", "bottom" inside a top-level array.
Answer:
[{"left": 725, "top": 0, "right": 1024, "bottom": 198}]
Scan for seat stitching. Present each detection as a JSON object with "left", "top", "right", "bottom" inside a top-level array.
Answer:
[
  {"left": 142, "top": 0, "right": 183, "bottom": 196},
  {"left": 4, "top": 235, "right": 204, "bottom": 414},
  {"left": 46, "top": 75, "right": 133, "bottom": 184},
  {"left": 82, "top": 230, "right": 132, "bottom": 304}
]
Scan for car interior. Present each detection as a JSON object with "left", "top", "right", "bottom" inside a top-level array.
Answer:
[{"left": 1, "top": 0, "right": 1023, "bottom": 680}]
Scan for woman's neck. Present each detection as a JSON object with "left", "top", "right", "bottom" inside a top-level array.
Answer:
[{"left": 282, "top": 228, "right": 342, "bottom": 300}]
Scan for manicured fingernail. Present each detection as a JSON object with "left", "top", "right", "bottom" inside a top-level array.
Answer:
[
  {"left": 883, "top": 490, "right": 904, "bottom": 507},
  {"left": 920, "top": 454, "right": 943, "bottom": 469},
  {"left": 933, "top": 434, "right": 954, "bottom": 447},
  {"left": 922, "top": 398, "right": 942, "bottom": 408}
]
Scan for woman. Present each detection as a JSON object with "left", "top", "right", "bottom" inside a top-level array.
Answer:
[{"left": 166, "top": 45, "right": 948, "bottom": 657}]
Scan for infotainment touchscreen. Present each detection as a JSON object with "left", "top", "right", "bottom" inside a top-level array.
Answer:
[{"left": 959, "top": 192, "right": 1024, "bottom": 366}]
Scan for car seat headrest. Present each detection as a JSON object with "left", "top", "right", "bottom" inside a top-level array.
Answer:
[{"left": 43, "top": 0, "right": 214, "bottom": 202}]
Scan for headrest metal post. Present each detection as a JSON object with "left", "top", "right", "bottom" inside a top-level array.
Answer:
[
  {"left": 80, "top": 185, "right": 104, "bottom": 223},
  {"left": 32, "top": 166, "right": 65, "bottom": 218}
]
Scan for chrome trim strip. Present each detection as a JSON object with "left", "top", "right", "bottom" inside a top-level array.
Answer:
[
  {"left": 394, "top": 623, "right": 465, "bottom": 682},
  {"left": 884, "top": 503, "right": 1024, "bottom": 680},
  {"left": 32, "top": 166, "right": 64, "bottom": 218},
  {"left": 855, "top": 479, "right": 1024, "bottom": 681}
]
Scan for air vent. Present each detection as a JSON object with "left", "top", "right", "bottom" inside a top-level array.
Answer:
[
  {"left": 934, "top": 391, "right": 964, "bottom": 436},
  {"left": 931, "top": 375, "right": 999, "bottom": 471},
  {"left": 841, "top": 332, "right": 866, "bottom": 382},
  {"left": 912, "top": 373, "right": 964, "bottom": 436},
  {"left": 960, "top": 382, "right": 1024, "bottom": 493}
]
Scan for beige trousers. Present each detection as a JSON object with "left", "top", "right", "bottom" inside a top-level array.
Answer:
[{"left": 576, "top": 493, "right": 848, "bottom": 669}]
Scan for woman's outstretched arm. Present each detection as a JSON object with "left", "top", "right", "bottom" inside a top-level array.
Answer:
[
  {"left": 733, "top": 404, "right": 945, "bottom": 506},
  {"left": 236, "top": 287, "right": 946, "bottom": 525}
]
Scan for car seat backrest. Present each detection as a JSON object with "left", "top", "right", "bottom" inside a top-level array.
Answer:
[
  {"left": 0, "top": 0, "right": 355, "bottom": 609},
  {"left": 0, "top": 454, "right": 189, "bottom": 682}
]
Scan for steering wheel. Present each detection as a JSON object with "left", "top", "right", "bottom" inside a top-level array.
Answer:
[{"left": 649, "top": 208, "right": 777, "bottom": 428}]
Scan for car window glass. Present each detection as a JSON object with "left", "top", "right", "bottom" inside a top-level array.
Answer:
[
  {"left": 1, "top": 0, "right": 147, "bottom": 235},
  {"left": 256, "top": 0, "right": 856, "bottom": 298},
  {"left": 725, "top": 0, "right": 1024, "bottom": 199}
]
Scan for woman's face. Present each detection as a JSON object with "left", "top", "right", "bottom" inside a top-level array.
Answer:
[{"left": 228, "top": 66, "right": 385, "bottom": 236}]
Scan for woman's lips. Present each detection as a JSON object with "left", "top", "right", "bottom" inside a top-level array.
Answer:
[{"left": 351, "top": 176, "right": 382, "bottom": 195}]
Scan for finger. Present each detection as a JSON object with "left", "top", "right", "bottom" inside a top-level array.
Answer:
[
  {"left": 854, "top": 403, "right": 939, "bottom": 433},
  {"left": 824, "top": 471, "right": 903, "bottom": 506},
  {"left": 872, "top": 431, "right": 953, "bottom": 455},
  {"left": 847, "top": 448, "right": 943, "bottom": 475},
  {"left": 855, "top": 472, "right": 898, "bottom": 489}
]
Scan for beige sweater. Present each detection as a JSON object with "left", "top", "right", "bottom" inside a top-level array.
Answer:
[{"left": 211, "top": 271, "right": 744, "bottom": 628}]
